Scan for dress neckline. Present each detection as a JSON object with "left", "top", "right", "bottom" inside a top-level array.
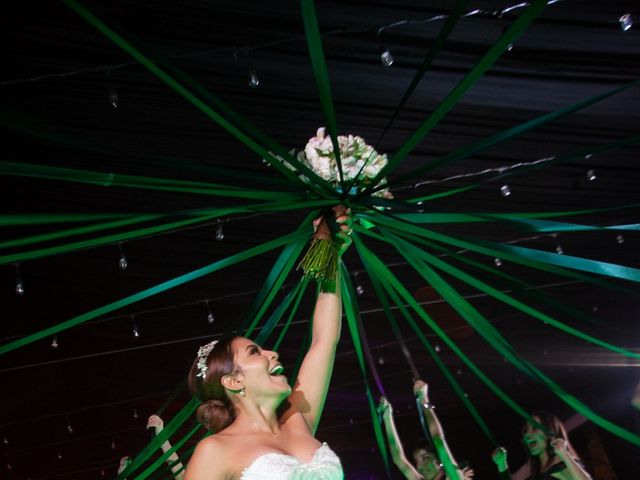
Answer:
[{"left": 241, "top": 442, "right": 328, "bottom": 473}]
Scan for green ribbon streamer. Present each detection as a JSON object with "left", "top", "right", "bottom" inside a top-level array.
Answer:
[
  {"left": 63, "top": 0, "right": 335, "bottom": 197},
  {"left": 463, "top": 235, "right": 640, "bottom": 283},
  {"left": 385, "top": 233, "right": 640, "bottom": 446},
  {"left": 300, "top": 0, "right": 346, "bottom": 189},
  {"left": 388, "top": 231, "right": 640, "bottom": 358},
  {"left": 0, "top": 213, "right": 137, "bottom": 226},
  {"left": 382, "top": 223, "right": 625, "bottom": 336},
  {"left": 118, "top": 397, "right": 199, "bottom": 479},
  {"left": 0, "top": 160, "right": 302, "bottom": 200},
  {"left": 359, "top": 237, "right": 498, "bottom": 446},
  {"left": 0, "top": 212, "right": 218, "bottom": 265},
  {"left": 135, "top": 423, "right": 201, "bottom": 480},
  {"left": 241, "top": 212, "right": 318, "bottom": 337},
  {"left": 255, "top": 279, "right": 304, "bottom": 346},
  {"left": 366, "top": 212, "right": 639, "bottom": 295},
  {"left": 352, "top": 232, "right": 534, "bottom": 424},
  {"left": 0, "top": 214, "right": 161, "bottom": 251},
  {"left": 395, "top": 79, "right": 640, "bottom": 185},
  {"left": 273, "top": 278, "right": 310, "bottom": 351},
  {"left": 362, "top": 0, "right": 547, "bottom": 195},
  {"left": 371, "top": 0, "right": 470, "bottom": 151},
  {"left": 0, "top": 229, "right": 307, "bottom": 355},
  {"left": 1, "top": 200, "right": 333, "bottom": 265},
  {"left": 154, "top": 60, "right": 337, "bottom": 197},
  {"left": 395, "top": 203, "right": 640, "bottom": 225},
  {"left": 340, "top": 264, "right": 392, "bottom": 478}
]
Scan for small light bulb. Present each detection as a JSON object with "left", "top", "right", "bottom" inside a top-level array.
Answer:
[
  {"left": 100, "top": 468, "right": 106, "bottom": 477},
  {"left": 416, "top": 200, "right": 423, "bottom": 205},
  {"left": 616, "top": 234, "right": 624, "bottom": 244},
  {"left": 506, "top": 43, "right": 514, "bottom": 52},
  {"left": 6, "top": 462, "right": 12, "bottom": 471},
  {"left": 2, "top": 436, "right": 8, "bottom": 445},
  {"left": 592, "top": 305, "right": 599, "bottom": 312},
  {"left": 494, "top": 258, "right": 502, "bottom": 267},
  {"left": 555, "top": 245, "right": 564, "bottom": 255},
  {"left": 215, "top": 223, "right": 224, "bottom": 241},
  {"left": 108, "top": 84, "right": 118, "bottom": 109},
  {"left": 434, "top": 344, "right": 441, "bottom": 352},
  {"left": 586, "top": 169, "right": 596, "bottom": 181},
  {"left": 15, "top": 278, "right": 24, "bottom": 296},
  {"left": 619, "top": 13, "right": 633, "bottom": 32},
  {"left": 118, "top": 254, "right": 128, "bottom": 270},
  {"left": 111, "top": 440, "right": 117, "bottom": 450},
  {"left": 248, "top": 68, "right": 260, "bottom": 88},
  {"left": 133, "top": 324, "right": 140, "bottom": 338},
  {"left": 380, "top": 49, "right": 394, "bottom": 67},
  {"left": 356, "top": 284, "right": 364, "bottom": 296},
  {"left": 133, "top": 408, "right": 139, "bottom": 419},
  {"left": 57, "top": 449, "right": 62, "bottom": 460},
  {"left": 378, "top": 357, "right": 384, "bottom": 365},
  {"left": 66, "top": 423, "right": 73, "bottom": 434},
  {"left": 51, "top": 335, "right": 59, "bottom": 349},
  {"left": 456, "top": 368, "right": 463, "bottom": 376},
  {"left": 500, "top": 184, "right": 511, "bottom": 197},
  {"left": 207, "top": 312, "right": 215, "bottom": 324}
]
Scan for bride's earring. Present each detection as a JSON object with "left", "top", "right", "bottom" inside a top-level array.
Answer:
[{"left": 240, "top": 387, "right": 246, "bottom": 397}]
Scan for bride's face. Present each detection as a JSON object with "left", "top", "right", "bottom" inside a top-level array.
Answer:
[{"left": 231, "top": 337, "right": 291, "bottom": 400}]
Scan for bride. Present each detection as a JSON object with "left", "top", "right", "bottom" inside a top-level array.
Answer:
[{"left": 184, "top": 207, "right": 349, "bottom": 479}]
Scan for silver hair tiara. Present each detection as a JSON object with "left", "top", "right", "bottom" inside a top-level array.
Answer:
[{"left": 196, "top": 340, "right": 219, "bottom": 379}]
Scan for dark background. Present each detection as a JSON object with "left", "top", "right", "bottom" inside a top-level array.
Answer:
[{"left": 1, "top": 1, "right": 639, "bottom": 478}]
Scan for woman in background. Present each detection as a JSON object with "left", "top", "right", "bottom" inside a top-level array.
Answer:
[
  {"left": 491, "top": 411, "right": 591, "bottom": 480},
  {"left": 378, "top": 380, "right": 474, "bottom": 480}
]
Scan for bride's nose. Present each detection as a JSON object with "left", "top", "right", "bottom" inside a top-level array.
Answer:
[{"left": 264, "top": 349, "right": 278, "bottom": 360}]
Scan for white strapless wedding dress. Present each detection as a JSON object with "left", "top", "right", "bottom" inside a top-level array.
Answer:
[{"left": 240, "top": 443, "right": 343, "bottom": 479}]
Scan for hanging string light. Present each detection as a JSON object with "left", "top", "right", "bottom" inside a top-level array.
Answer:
[
  {"left": 56, "top": 445, "right": 63, "bottom": 460},
  {"left": 205, "top": 301, "right": 215, "bottom": 324},
  {"left": 555, "top": 244, "right": 564, "bottom": 255},
  {"left": 215, "top": 222, "right": 224, "bottom": 241},
  {"left": 379, "top": 44, "right": 395, "bottom": 67},
  {"left": 111, "top": 439, "right": 117, "bottom": 450},
  {"left": 616, "top": 234, "right": 624, "bottom": 244},
  {"left": 354, "top": 273, "right": 364, "bottom": 295},
  {"left": 66, "top": 416, "right": 73, "bottom": 434},
  {"left": 586, "top": 169, "right": 597, "bottom": 182},
  {"left": 434, "top": 344, "right": 441, "bottom": 352},
  {"left": 133, "top": 407, "right": 139, "bottom": 419},
  {"left": 51, "top": 335, "right": 59, "bottom": 349},
  {"left": 500, "top": 184, "right": 511, "bottom": 197},
  {"left": 247, "top": 61, "right": 260, "bottom": 88},
  {"left": 132, "top": 316, "right": 140, "bottom": 338},
  {"left": 14, "top": 264, "right": 24, "bottom": 296},
  {"left": 494, "top": 258, "right": 502, "bottom": 267},
  {"left": 107, "top": 70, "right": 118, "bottom": 109},
  {"left": 619, "top": 13, "right": 633, "bottom": 31},
  {"left": 117, "top": 243, "right": 128, "bottom": 270}
]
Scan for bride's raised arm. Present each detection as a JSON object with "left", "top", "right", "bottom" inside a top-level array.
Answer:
[{"left": 284, "top": 206, "right": 350, "bottom": 433}]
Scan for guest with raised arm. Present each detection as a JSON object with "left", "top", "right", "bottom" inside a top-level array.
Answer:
[{"left": 378, "top": 380, "right": 474, "bottom": 480}]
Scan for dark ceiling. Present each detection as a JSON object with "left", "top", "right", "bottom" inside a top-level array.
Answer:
[{"left": 1, "top": 1, "right": 639, "bottom": 479}]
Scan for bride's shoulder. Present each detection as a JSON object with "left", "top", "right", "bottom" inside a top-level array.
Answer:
[{"left": 186, "top": 435, "right": 233, "bottom": 478}]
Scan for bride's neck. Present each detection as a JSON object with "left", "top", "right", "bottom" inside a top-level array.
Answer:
[{"left": 233, "top": 399, "right": 282, "bottom": 436}]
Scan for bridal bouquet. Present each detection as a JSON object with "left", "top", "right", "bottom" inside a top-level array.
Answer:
[
  {"left": 295, "top": 127, "right": 393, "bottom": 198},
  {"left": 278, "top": 128, "right": 393, "bottom": 291}
]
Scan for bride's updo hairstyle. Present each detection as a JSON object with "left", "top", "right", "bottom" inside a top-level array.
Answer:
[{"left": 188, "top": 335, "right": 242, "bottom": 433}]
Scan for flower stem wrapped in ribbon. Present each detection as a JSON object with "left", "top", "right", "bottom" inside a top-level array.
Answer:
[{"left": 298, "top": 205, "right": 351, "bottom": 292}]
